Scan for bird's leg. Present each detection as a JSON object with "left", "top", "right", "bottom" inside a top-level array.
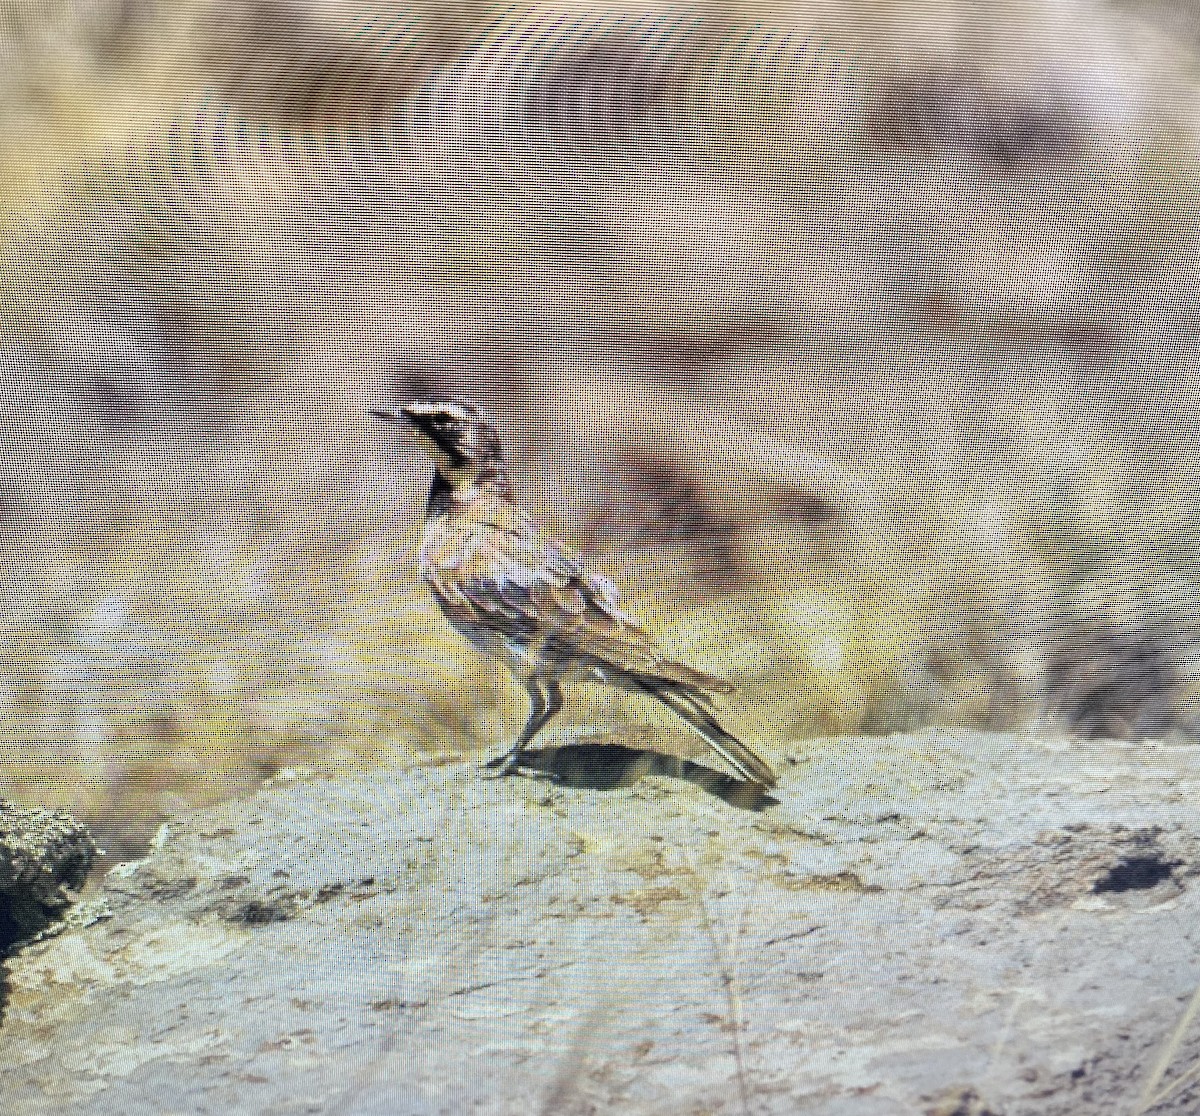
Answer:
[{"left": 484, "top": 678, "right": 564, "bottom": 776}]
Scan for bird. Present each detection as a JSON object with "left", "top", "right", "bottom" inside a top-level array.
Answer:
[{"left": 371, "top": 399, "right": 777, "bottom": 788}]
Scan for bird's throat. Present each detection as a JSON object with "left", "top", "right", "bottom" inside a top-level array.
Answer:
[{"left": 427, "top": 467, "right": 512, "bottom": 515}]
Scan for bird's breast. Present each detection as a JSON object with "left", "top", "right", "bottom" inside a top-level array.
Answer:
[{"left": 418, "top": 516, "right": 471, "bottom": 573}]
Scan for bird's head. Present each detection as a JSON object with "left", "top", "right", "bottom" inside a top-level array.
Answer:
[{"left": 372, "top": 399, "right": 508, "bottom": 490}]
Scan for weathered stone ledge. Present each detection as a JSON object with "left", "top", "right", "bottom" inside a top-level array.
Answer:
[{"left": 2, "top": 731, "right": 1199, "bottom": 1115}]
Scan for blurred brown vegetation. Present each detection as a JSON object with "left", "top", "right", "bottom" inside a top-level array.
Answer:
[{"left": 1, "top": 0, "right": 1199, "bottom": 864}]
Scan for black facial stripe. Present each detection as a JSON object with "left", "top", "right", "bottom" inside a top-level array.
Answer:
[
  {"left": 408, "top": 412, "right": 458, "bottom": 447},
  {"left": 406, "top": 404, "right": 499, "bottom": 470},
  {"left": 440, "top": 441, "right": 470, "bottom": 467},
  {"left": 416, "top": 423, "right": 468, "bottom": 466}
]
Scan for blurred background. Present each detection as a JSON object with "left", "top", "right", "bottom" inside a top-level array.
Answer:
[{"left": 1, "top": 0, "right": 1199, "bottom": 866}]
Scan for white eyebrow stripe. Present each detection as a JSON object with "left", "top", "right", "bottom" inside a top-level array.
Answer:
[{"left": 407, "top": 400, "right": 472, "bottom": 423}]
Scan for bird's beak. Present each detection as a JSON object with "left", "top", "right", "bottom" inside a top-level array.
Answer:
[{"left": 372, "top": 402, "right": 444, "bottom": 428}]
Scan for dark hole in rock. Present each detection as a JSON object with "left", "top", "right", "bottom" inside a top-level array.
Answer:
[
  {"left": 0, "top": 895, "right": 58, "bottom": 957},
  {"left": 1093, "top": 855, "right": 1175, "bottom": 893},
  {"left": 0, "top": 904, "right": 24, "bottom": 956}
]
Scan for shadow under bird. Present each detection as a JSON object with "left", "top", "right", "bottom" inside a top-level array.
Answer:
[{"left": 372, "top": 399, "right": 777, "bottom": 788}]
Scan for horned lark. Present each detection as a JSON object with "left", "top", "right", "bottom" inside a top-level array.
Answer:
[{"left": 372, "top": 399, "right": 777, "bottom": 787}]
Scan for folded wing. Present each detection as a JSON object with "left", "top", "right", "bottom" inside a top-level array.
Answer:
[{"left": 422, "top": 495, "right": 734, "bottom": 695}]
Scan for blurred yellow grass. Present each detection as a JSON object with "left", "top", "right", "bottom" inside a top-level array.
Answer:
[{"left": 0, "top": 516, "right": 954, "bottom": 856}]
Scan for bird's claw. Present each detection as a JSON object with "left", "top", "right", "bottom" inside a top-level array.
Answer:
[
  {"left": 482, "top": 751, "right": 524, "bottom": 777},
  {"left": 482, "top": 750, "right": 561, "bottom": 782}
]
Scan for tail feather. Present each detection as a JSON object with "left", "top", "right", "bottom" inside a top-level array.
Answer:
[
  {"left": 633, "top": 676, "right": 777, "bottom": 788},
  {"left": 639, "top": 656, "right": 737, "bottom": 696}
]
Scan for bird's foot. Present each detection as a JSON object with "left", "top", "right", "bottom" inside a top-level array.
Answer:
[
  {"left": 482, "top": 749, "right": 525, "bottom": 778},
  {"left": 482, "top": 749, "right": 560, "bottom": 782}
]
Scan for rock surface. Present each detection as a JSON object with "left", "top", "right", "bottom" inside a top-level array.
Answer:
[
  {"left": 0, "top": 802, "right": 95, "bottom": 954},
  {"left": 2, "top": 730, "right": 1199, "bottom": 1115}
]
